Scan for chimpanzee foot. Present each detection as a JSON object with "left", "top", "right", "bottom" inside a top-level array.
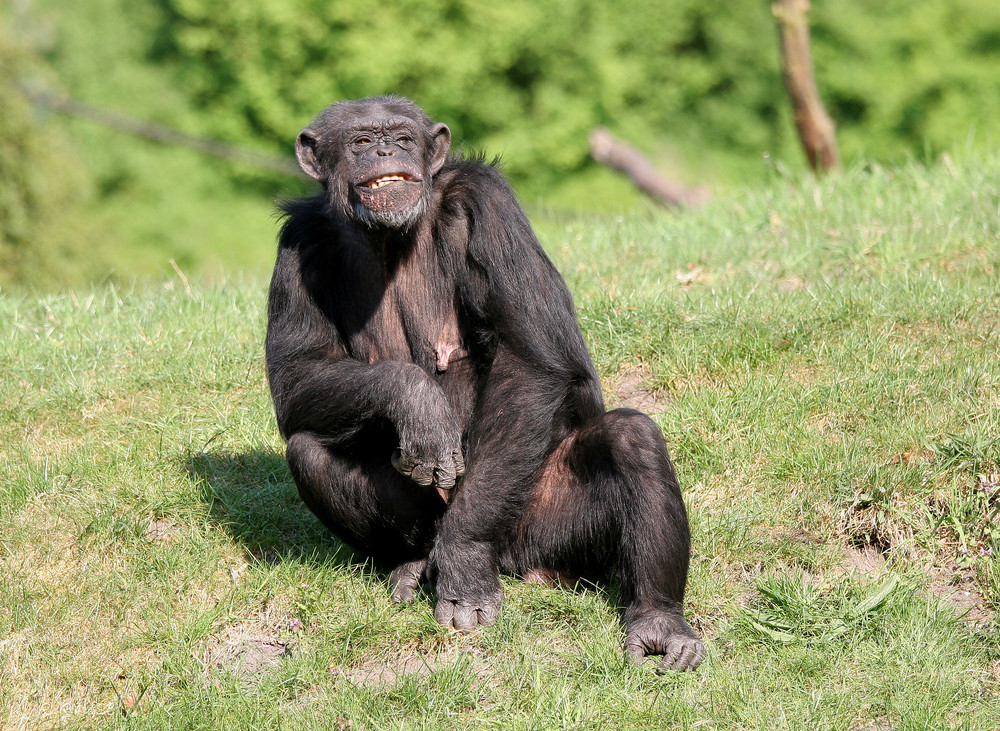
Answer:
[
  {"left": 389, "top": 559, "right": 427, "bottom": 604},
  {"left": 625, "top": 609, "right": 706, "bottom": 672},
  {"left": 433, "top": 590, "right": 503, "bottom": 631}
]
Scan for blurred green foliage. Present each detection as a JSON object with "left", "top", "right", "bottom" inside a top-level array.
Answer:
[
  {"left": 2, "top": 0, "right": 307, "bottom": 288},
  {"left": 154, "top": 0, "right": 1000, "bottom": 191},
  {"left": 811, "top": 0, "right": 1000, "bottom": 161},
  {"left": 0, "top": 27, "right": 99, "bottom": 285},
  {"left": 3, "top": 0, "right": 1000, "bottom": 286},
  {"left": 152, "top": 0, "right": 792, "bottom": 190}
]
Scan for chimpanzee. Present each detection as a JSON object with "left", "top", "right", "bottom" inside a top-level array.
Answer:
[{"left": 265, "top": 96, "right": 705, "bottom": 671}]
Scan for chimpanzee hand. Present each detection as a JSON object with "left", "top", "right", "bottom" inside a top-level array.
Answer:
[
  {"left": 426, "top": 538, "right": 503, "bottom": 630},
  {"left": 625, "top": 609, "right": 706, "bottom": 672},
  {"left": 392, "top": 423, "right": 466, "bottom": 490}
]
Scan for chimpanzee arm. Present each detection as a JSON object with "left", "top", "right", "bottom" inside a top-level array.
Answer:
[
  {"left": 266, "top": 240, "right": 464, "bottom": 488},
  {"left": 428, "top": 165, "right": 605, "bottom": 626}
]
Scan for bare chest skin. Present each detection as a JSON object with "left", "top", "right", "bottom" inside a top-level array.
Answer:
[{"left": 337, "top": 233, "right": 468, "bottom": 377}]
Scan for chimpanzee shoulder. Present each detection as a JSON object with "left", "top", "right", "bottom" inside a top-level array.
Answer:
[
  {"left": 276, "top": 194, "right": 343, "bottom": 252},
  {"left": 433, "top": 153, "right": 516, "bottom": 213}
]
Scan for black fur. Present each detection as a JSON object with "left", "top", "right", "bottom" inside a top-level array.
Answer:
[{"left": 266, "top": 96, "right": 705, "bottom": 670}]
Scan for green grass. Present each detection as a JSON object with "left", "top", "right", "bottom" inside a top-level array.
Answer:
[{"left": 2, "top": 155, "right": 1000, "bottom": 729}]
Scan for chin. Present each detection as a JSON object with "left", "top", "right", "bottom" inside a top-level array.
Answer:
[{"left": 352, "top": 198, "right": 427, "bottom": 230}]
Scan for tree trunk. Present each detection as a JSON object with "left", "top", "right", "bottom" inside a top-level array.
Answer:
[{"left": 772, "top": 0, "right": 840, "bottom": 173}]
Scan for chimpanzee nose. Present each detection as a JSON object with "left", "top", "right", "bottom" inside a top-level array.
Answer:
[{"left": 376, "top": 147, "right": 394, "bottom": 156}]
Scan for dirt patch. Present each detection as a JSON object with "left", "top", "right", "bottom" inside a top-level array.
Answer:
[
  {"left": 145, "top": 518, "right": 182, "bottom": 544},
  {"left": 204, "top": 607, "right": 296, "bottom": 677},
  {"left": 207, "top": 632, "right": 290, "bottom": 676},
  {"left": 330, "top": 645, "right": 491, "bottom": 686},
  {"left": 925, "top": 566, "right": 995, "bottom": 629},
  {"left": 839, "top": 546, "right": 995, "bottom": 629},
  {"left": 849, "top": 713, "right": 894, "bottom": 731},
  {"left": 841, "top": 546, "right": 886, "bottom": 575},
  {"left": 611, "top": 368, "right": 668, "bottom": 415},
  {"left": 778, "top": 276, "right": 805, "bottom": 292}
]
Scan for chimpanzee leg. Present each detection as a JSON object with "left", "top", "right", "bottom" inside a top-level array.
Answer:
[
  {"left": 285, "top": 431, "right": 446, "bottom": 584},
  {"left": 506, "top": 408, "right": 705, "bottom": 671}
]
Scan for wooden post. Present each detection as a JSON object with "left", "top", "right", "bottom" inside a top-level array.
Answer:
[{"left": 772, "top": 0, "right": 840, "bottom": 173}]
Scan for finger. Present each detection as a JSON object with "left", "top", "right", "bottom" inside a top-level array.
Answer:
[
  {"left": 673, "top": 646, "right": 699, "bottom": 672},
  {"left": 434, "top": 600, "right": 455, "bottom": 628},
  {"left": 391, "top": 449, "right": 414, "bottom": 475},
  {"left": 452, "top": 604, "right": 478, "bottom": 631},
  {"left": 453, "top": 449, "right": 466, "bottom": 477},
  {"left": 434, "top": 463, "right": 456, "bottom": 489},
  {"left": 659, "top": 641, "right": 682, "bottom": 670},
  {"left": 477, "top": 603, "right": 498, "bottom": 627},
  {"left": 411, "top": 463, "right": 435, "bottom": 486},
  {"left": 665, "top": 644, "right": 699, "bottom": 672},
  {"left": 392, "top": 581, "right": 418, "bottom": 605},
  {"left": 626, "top": 640, "right": 646, "bottom": 665},
  {"left": 688, "top": 642, "right": 707, "bottom": 671},
  {"left": 660, "top": 639, "right": 706, "bottom": 672},
  {"left": 659, "top": 645, "right": 685, "bottom": 672},
  {"left": 389, "top": 560, "right": 425, "bottom": 605}
]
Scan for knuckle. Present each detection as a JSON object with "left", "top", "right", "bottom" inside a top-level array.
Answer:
[{"left": 412, "top": 471, "right": 434, "bottom": 486}]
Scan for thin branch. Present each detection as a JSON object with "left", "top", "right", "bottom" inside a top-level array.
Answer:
[{"left": 21, "top": 84, "right": 304, "bottom": 177}]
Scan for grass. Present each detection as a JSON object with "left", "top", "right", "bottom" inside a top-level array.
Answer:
[{"left": 2, "top": 154, "right": 999, "bottom": 728}]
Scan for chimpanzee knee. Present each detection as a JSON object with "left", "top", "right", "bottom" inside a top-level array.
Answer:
[
  {"left": 285, "top": 432, "right": 442, "bottom": 565},
  {"left": 600, "top": 409, "right": 675, "bottom": 467}
]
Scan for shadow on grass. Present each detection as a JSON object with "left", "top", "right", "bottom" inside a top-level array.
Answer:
[
  {"left": 182, "top": 447, "right": 623, "bottom": 612},
  {"left": 183, "top": 448, "right": 362, "bottom": 569}
]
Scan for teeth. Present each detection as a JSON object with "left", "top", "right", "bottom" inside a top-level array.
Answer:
[{"left": 368, "top": 175, "right": 407, "bottom": 189}]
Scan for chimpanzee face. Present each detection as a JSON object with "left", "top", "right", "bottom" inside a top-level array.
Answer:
[{"left": 295, "top": 98, "right": 451, "bottom": 230}]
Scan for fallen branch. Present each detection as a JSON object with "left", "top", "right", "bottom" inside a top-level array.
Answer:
[{"left": 588, "top": 127, "right": 709, "bottom": 208}]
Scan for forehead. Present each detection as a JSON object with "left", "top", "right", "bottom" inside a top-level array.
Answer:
[
  {"left": 347, "top": 114, "right": 418, "bottom": 132},
  {"left": 319, "top": 98, "right": 429, "bottom": 129}
]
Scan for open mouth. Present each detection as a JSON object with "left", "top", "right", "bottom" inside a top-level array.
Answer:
[{"left": 364, "top": 174, "right": 417, "bottom": 190}]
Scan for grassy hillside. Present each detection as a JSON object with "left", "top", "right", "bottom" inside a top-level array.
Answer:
[{"left": 1, "top": 157, "right": 999, "bottom": 729}]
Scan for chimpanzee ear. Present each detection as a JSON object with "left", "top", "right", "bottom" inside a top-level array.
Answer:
[
  {"left": 428, "top": 123, "right": 451, "bottom": 176},
  {"left": 295, "top": 128, "right": 325, "bottom": 182}
]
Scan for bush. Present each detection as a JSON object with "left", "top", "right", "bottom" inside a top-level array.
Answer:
[
  {"left": 811, "top": 0, "right": 1000, "bottom": 161},
  {"left": 0, "top": 27, "right": 97, "bottom": 286},
  {"left": 154, "top": 0, "right": 1000, "bottom": 192}
]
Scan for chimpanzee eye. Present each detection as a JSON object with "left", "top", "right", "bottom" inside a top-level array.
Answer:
[{"left": 354, "top": 135, "right": 372, "bottom": 145}]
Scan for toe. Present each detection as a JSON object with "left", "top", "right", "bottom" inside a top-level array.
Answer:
[
  {"left": 477, "top": 603, "right": 499, "bottom": 627},
  {"left": 389, "top": 560, "right": 425, "bottom": 605},
  {"left": 659, "top": 639, "right": 705, "bottom": 672},
  {"left": 392, "top": 582, "right": 417, "bottom": 604}
]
